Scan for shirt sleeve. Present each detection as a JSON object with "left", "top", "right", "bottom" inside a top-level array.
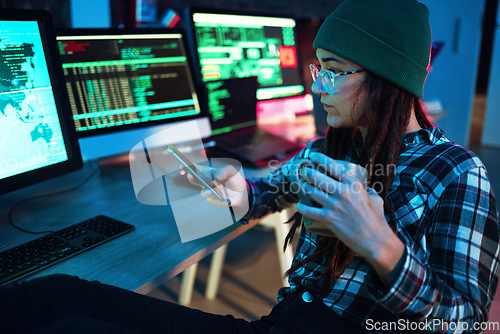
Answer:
[
  {"left": 366, "top": 166, "right": 500, "bottom": 332},
  {"left": 243, "top": 139, "right": 325, "bottom": 220}
]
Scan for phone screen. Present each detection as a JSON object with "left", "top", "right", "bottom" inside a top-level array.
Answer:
[{"left": 167, "top": 144, "right": 225, "bottom": 202}]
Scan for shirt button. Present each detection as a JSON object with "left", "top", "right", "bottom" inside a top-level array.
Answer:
[{"left": 302, "top": 291, "right": 313, "bottom": 303}]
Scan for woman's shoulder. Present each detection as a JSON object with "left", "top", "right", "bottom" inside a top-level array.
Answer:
[
  {"left": 399, "top": 127, "right": 486, "bottom": 190},
  {"left": 403, "top": 127, "right": 484, "bottom": 170}
]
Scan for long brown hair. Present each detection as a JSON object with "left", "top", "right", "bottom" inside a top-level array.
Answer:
[{"left": 284, "top": 72, "right": 433, "bottom": 294}]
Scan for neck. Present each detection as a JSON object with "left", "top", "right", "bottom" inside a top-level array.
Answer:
[{"left": 405, "top": 108, "right": 422, "bottom": 134}]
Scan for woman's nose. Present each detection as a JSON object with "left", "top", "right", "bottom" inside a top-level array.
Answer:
[{"left": 311, "top": 77, "right": 326, "bottom": 95}]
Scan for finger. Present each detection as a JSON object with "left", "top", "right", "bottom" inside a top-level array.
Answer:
[
  {"left": 309, "top": 154, "right": 366, "bottom": 187},
  {"left": 201, "top": 187, "right": 218, "bottom": 201},
  {"left": 201, "top": 188, "right": 212, "bottom": 198},
  {"left": 309, "top": 153, "right": 347, "bottom": 179},
  {"left": 366, "top": 186, "right": 378, "bottom": 196},
  {"left": 214, "top": 165, "right": 238, "bottom": 182},
  {"left": 200, "top": 186, "right": 229, "bottom": 204},
  {"left": 365, "top": 187, "right": 384, "bottom": 206},
  {"left": 212, "top": 183, "right": 232, "bottom": 205},
  {"left": 300, "top": 166, "right": 346, "bottom": 195},
  {"left": 186, "top": 171, "right": 205, "bottom": 188},
  {"left": 340, "top": 170, "right": 367, "bottom": 186},
  {"left": 339, "top": 174, "right": 367, "bottom": 194},
  {"left": 201, "top": 187, "right": 220, "bottom": 199},
  {"left": 302, "top": 182, "right": 339, "bottom": 207},
  {"left": 206, "top": 196, "right": 230, "bottom": 207},
  {"left": 338, "top": 173, "right": 361, "bottom": 185}
]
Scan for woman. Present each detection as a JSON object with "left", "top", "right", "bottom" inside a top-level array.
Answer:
[{"left": 2, "top": 0, "right": 499, "bottom": 333}]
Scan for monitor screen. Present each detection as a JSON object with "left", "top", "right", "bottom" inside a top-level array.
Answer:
[
  {"left": 56, "top": 29, "right": 210, "bottom": 161},
  {"left": 187, "top": 9, "right": 306, "bottom": 101},
  {"left": 0, "top": 9, "right": 82, "bottom": 196},
  {"left": 205, "top": 76, "right": 258, "bottom": 136},
  {"left": 56, "top": 29, "right": 202, "bottom": 137}
]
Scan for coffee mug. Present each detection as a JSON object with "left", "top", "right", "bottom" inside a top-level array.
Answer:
[{"left": 289, "top": 158, "right": 368, "bottom": 237}]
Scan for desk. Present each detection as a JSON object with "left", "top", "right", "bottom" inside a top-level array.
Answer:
[
  {"left": 0, "top": 161, "right": 263, "bottom": 294},
  {"left": 0, "top": 115, "right": 317, "bottom": 295}
]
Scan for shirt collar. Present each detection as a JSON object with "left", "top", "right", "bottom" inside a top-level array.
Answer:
[
  {"left": 401, "top": 127, "right": 445, "bottom": 146},
  {"left": 347, "top": 127, "right": 445, "bottom": 160}
]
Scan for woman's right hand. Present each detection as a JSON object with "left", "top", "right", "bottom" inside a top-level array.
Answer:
[{"left": 183, "top": 165, "right": 248, "bottom": 210}]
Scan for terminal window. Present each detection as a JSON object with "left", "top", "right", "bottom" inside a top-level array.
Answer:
[
  {"left": 192, "top": 13, "right": 305, "bottom": 100},
  {"left": 57, "top": 33, "right": 200, "bottom": 135}
]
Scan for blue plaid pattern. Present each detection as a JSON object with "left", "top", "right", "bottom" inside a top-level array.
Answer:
[{"left": 245, "top": 127, "right": 499, "bottom": 333}]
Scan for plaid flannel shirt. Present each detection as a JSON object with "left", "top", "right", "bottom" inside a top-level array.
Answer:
[{"left": 245, "top": 127, "right": 499, "bottom": 333}]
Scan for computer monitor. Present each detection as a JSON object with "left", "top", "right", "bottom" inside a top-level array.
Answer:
[
  {"left": 0, "top": 9, "right": 83, "bottom": 197},
  {"left": 185, "top": 8, "right": 310, "bottom": 118},
  {"left": 56, "top": 28, "right": 211, "bottom": 161}
]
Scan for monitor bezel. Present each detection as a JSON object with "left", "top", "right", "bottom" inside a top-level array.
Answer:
[
  {"left": 0, "top": 9, "right": 83, "bottom": 196},
  {"left": 55, "top": 27, "right": 204, "bottom": 138},
  {"left": 184, "top": 6, "right": 307, "bottom": 101}
]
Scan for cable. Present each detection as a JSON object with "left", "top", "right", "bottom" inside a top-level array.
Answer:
[
  {"left": 8, "top": 162, "right": 101, "bottom": 235},
  {"left": 0, "top": 239, "right": 15, "bottom": 251}
]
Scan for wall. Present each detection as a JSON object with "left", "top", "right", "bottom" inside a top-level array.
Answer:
[
  {"left": 153, "top": 0, "right": 341, "bottom": 21},
  {"left": 482, "top": 3, "right": 500, "bottom": 147},
  {"left": 2, "top": 0, "right": 488, "bottom": 147},
  {"left": 0, "top": 0, "right": 71, "bottom": 27},
  {"left": 421, "top": 0, "right": 485, "bottom": 147},
  {"left": 71, "top": 0, "right": 111, "bottom": 28}
]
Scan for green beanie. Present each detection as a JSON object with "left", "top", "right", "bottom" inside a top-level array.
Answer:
[{"left": 313, "top": 0, "right": 432, "bottom": 99}]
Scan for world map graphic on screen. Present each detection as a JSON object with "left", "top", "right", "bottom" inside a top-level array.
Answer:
[{"left": 0, "top": 21, "right": 68, "bottom": 180}]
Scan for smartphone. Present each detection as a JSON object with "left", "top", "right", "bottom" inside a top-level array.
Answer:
[{"left": 166, "top": 144, "right": 226, "bottom": 202}]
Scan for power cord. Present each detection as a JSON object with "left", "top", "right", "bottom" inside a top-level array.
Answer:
[{"left": 8, "top": 162, "right": 101, "bottom": 234}]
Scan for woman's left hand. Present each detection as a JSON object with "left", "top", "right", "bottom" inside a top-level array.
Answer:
[{"left": 296, "top": 152, "right": 404, "bottom": 271}]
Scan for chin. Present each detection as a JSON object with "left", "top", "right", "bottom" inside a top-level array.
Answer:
[
  {"left": 327, "top": 115, "right": 356, "bottom": 129},
  {"left": 326, "top": 115, "right": 342, "bottom": 128}
]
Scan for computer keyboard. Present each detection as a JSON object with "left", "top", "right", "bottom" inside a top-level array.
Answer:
[{"left": 0, "top": 215, "right": 135, "bottom": 286}]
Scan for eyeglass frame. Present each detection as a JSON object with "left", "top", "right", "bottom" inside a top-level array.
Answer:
[{"left": 309, "top": 64, "right": 365, "bottom": 95}]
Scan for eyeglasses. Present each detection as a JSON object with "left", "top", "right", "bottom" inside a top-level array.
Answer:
[{"left": 309, "top": 64, "right": 364, "bottom": 95}]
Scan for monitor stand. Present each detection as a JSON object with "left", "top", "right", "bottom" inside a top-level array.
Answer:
[
  {"left": 95, "top": 153, "right": 132, "bottom": 181},
  {"left": 97, "top": 152, "right": 130, "bottom": 169}
]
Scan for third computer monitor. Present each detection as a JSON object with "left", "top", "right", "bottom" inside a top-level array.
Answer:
[{"left": 186, "top": 8, "right": 306, "bottom": 103}]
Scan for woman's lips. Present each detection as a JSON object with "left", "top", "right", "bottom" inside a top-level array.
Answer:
[{"left": 322, "top": 102, "right": 334, "bottom": 111}]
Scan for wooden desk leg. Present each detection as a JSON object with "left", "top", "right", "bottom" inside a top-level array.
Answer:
[
  {"left": 205, "top": 244, "right": 228, "bottom": 300},
  {"left": 179, "top": 262, "right": 198, "bottom": 306},
  {"left": 179, "top": 208, "right": 294, "bottom": 304}
]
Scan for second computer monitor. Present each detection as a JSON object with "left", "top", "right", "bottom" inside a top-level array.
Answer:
[
  {"left": 56, "top": 29, "right": 209, "bottom": 160},
  {"left": 187, "top": 8, "right": 306, "bottom": 101}
]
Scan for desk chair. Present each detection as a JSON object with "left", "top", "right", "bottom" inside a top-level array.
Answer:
[{"left": 178, "top": 206, "right": 296, "bottom": 306}]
